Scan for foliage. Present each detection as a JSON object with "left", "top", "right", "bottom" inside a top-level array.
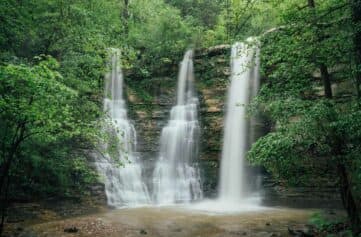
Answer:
[
  {"left": 193, "top": 0, "right": 283, "bottom": 46},
  {"left": 246, "top": 0, "right": 361, "bottom": 233},
  {"left": 165, "top": 0, "right": 224, "bottom": 27},
  {"left": 1, "top": 1, "right": 360, "bottom": 234},
  {"left": 248, "top": 0, "right": 357, "bottom": 183},
  {"left": 309, "top": 212, "right": 336, "bottom": 231},
  {"left": 309, "top": 212, "right": 352, "bottom": 235},
  {"left": 0, "top": 0, "right": 122, "bottom": 199},
  {"left": 0, "top": 58, "right": 98, "bottom": 197},
  {"left": 125, "top": 0, "right": 195, "bottom": 78},
  {"left": 0, "top": 0, "right": 214, "bottom": 200}
]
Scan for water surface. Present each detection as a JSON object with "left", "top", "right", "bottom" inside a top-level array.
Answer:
[{"left": 30, "top": 206, "right": 319, "bottom": 237}]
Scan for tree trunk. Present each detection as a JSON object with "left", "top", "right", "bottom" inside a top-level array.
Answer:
[
  {"left": 333, "top": 135, "right": 360, "bottom": 236},
  {"left": 0, "top": 121, "right": 26, "bottom": 196},
  {"left": 309, "top": 1, "right": 359, "bottom": 234},
  {"left": 338, "top": 163, "right": 361, "bottom": 235},
  {"left": 307, "top": 0, "right": 333, "bottom": 99},
  {"left": 320, "top": 63, "right": 333, "bottom": 99},
  {"left": 0, "top": 155, "right": 13, "bottom": 199},
  {"left": 122, "top": 0, "right": 130, "bottom": 36},
  {"left": 0, "top": 175, "right": 10, "bottom": 236},
  {"left": 0, "top": 152, "right": 14, "bottom": 237},
  {"left": 351, "top": 0, "right": 361, "bottom": 98},
  {"left": 0, "top": 124, "right": 26, "bottom": 236},
  {"left": 308, "top": 0, "right": 315, "bottom": 8}
]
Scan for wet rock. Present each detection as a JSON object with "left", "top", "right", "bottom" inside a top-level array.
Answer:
[
  {"left": 228, "top": 230, "right": 246, "bottom": 235},
  {"left": 287, "top": 226, "right": 313, "bottom": 237},
  {"left": 16, "top": 226, "right": 24, "bottom": 232},
  {"left": 328, "top": 209, "right": 336, "bottom": 215},
  {"left": 270, "top": 233, "right": 281, "bottom": 237},
  {"left": 6, "top": 217, "right": 25, "bottom": 223},
  {"left": 194, "top": 44, "right": 231, "bottom": 58},
  {"left": 64, "top": 226, "right": 79, "bottom": 233},
  {"left": 140, "top": 229, "right": 147, "bottom": 235},
  {"left": 254, "top": 231, "right": 280, "bottom": 237},
  {"left": 89, "top": 183, "right": 104, "bottom": 191},
  {"left": 18, "top": 229, "right": 38, "bottom": 237}
]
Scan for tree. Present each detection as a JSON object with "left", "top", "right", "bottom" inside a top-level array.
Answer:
[
  {"left": 350, "top": 0, "right": 361, "bottom": 97},
  {"left": 0, "top": 57, "right": 80, "bottom": 234},
  {"left": 248, "top": 0, "right": 361, "bottom": 235},
  {"left": 0, "top": 1, "right": 130, "bottom": 233},
  {"left": 165, "top": 0, "right": 223, "bottom": 27},
  {"left": 125, "top": 0, "right": 195, "bottom": 77}
]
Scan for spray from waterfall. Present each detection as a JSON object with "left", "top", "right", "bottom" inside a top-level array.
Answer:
[
  {"left": 95, "top": 49, "right": 150, "bottom": 207},
  {"left": 152, "top": 50, "right": 203, "bottom": 204},
  {"left": 218, "top": 39, "right": 261, "bottom": 202}
]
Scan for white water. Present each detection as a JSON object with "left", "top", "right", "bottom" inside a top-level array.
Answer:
[
  {"left": 93, "top": 43, "right": 261, "bottom": 211},
  {"left": 218, "top": 40, "right": 261, "bottom": 203},
  {"left": 152, "top": 50, "right": 203, "bottom": 204},
  {"left": 95, "top": 49, "right": 150, "bottom": 207}
]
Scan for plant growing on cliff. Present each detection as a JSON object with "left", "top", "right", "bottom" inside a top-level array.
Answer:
[{"left": 248, "top": 0, "right": 361, "bottom": 235}]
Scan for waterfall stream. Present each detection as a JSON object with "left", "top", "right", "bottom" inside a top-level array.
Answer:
[
  {"left": 94, "top": 44, "right": 260, "bottom": 210},
  {"left": 218, "top": 40, "right": 261, "bottom": 202},
  {"left": 95, "top": 49, "right": 150, "bottom": 207},
  {"left": 152, "top": 50, "right": 203, "bottom": 204}
]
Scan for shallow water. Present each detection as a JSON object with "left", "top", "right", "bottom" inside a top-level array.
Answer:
[{"left": 29, "top": 204, "right": 324, "bottom": 237}]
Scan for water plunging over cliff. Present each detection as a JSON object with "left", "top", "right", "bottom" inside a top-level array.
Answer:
[
  {"left": 218, "top": 40, "right": 260, "bottom": 202},
  {"left": 95, "top": 49, "right": 150, "bottom": 207},
  {"left": 152, "top": 50, "right": 203, "bottom": 204}
]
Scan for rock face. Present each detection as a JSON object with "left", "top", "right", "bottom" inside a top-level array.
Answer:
[
  {"left": 195, "top": 51, "right": 230, "bottom": 196},
  {"left": 123, "top": 46, "right": 341, "bottom": 204},
  {"left": 88, "top": 182, "right": 107, "bottom": 205},
  {"left": 126, "top": 76, "right": 177, "bottom": 192},
  {"left": 126, "top": 49, "right": 230, "bottom": 197}
]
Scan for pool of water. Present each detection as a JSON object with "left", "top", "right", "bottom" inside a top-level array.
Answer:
[{"left": 29, "top": 203, "right": 329, "bottom": 237}]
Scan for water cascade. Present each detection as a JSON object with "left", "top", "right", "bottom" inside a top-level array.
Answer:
[
  {"left": 95, "top": 49, "right": 150, "bottom": 207},
  {"left": 218, "top": 40, "right": 260, "bottom": 202},
  {"left": 152, "top": 50, "right": 203, "bottom": 204}
]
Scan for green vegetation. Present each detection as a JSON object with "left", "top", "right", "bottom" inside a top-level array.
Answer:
[
  {"left": 1, "top": 0, "right": 361, "bottom": 236},
  {"left": 246, "top": 0, "right": 361, "bottom": 235},
  {"left": 309, "top": 212, "right": 349, "bottom": 234},
  {"left": 0, "top": 1, "right": 121, "bottom": 233}
]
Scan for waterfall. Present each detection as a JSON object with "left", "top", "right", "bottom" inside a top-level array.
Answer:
[
  {"left": 218, "top": 40, "right": 260, "bottom": 202},
  {"left": 95, "top": 49, "right": 150, "bottom": 207},
  {"left": 152, "top": 50, "right": 203, "bottom": 204}
]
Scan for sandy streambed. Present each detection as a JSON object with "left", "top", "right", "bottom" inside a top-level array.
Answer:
[{"left": 26, "top": 206, "right": 320, "bottom": 237}]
